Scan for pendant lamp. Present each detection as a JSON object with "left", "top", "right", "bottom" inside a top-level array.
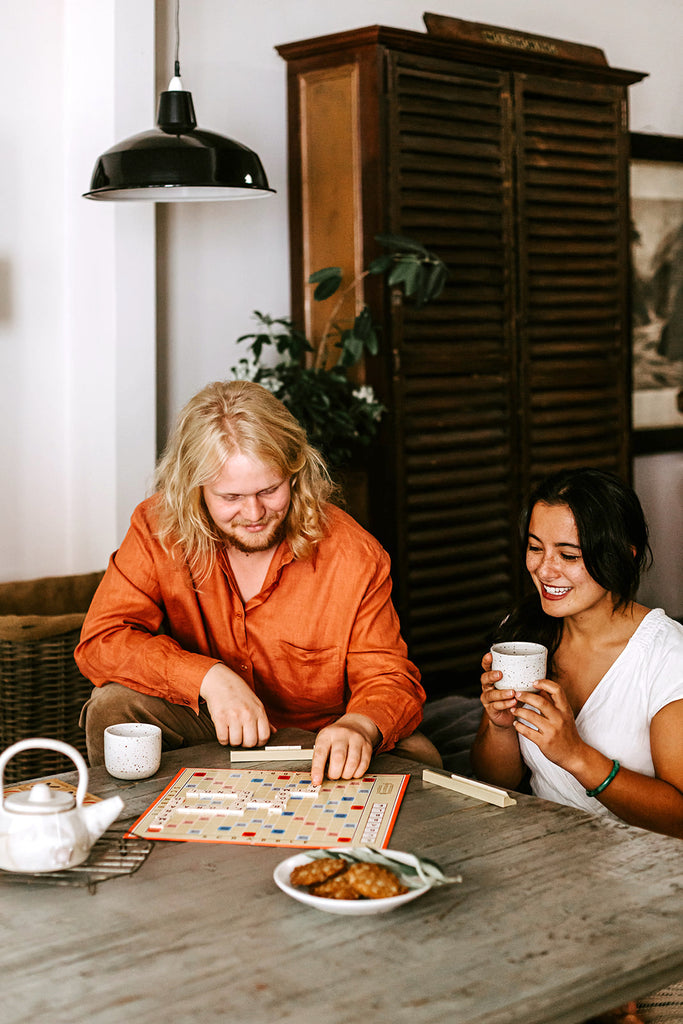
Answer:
[{"left": 83, "top": 2, "right": 274, "bottom": 202}]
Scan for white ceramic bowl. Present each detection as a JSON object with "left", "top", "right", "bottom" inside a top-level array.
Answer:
[{"left": 273, "top": 851, "right": 432, "bottom": 916}]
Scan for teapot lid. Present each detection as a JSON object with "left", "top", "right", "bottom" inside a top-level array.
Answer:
[{"left": 4, "top": 782, "right": 75, "bottom": 815}]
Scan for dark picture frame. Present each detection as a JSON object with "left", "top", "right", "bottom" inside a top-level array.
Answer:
[{"left": 630, "top": 132, "right": 683, "bottom": 455}]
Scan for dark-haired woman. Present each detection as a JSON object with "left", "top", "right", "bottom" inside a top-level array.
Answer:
[
  {"left": 471, "top": 467, "right": 683, "bottom": 837},
  {"left": 471, "top": 468, "right": 683, "bottom": 1023}
]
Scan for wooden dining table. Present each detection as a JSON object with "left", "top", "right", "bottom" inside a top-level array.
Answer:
[{"left": 2, "top": 732, "right": 682, "bottom": 1024}]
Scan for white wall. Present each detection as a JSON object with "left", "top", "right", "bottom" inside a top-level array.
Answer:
[
  {"left": 1, "top": 0, "right": 681, "bottom": 613},
  {"left": 0, "top": 0, "right": 156, "bottom": 582},
  {"left": 0, "top": 3, "right": 68, "bottom": 578},
  {"left": 65, "top": 0, "right": 157, "bottom": 572}
]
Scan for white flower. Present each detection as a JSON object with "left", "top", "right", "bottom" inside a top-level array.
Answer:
[
  {"left": 353, "top": 385, "right": 383, "bottom": 422},
  {"left": 229, "top": 357, "right": 260, "bottom": 382},
  {"left": 352, "top": 385, "right": 376, "bottom": 405},
  {"left": 256, "top": 373, "right": 281, "bottom": 396}
]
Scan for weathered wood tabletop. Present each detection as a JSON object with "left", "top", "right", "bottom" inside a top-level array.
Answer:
[{"left": 2, "top": 734, "right": 682, "bottom": 1024}]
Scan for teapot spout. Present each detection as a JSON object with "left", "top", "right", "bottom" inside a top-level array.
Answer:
[{"left": 81, "top": 795, "right": 125, "bottom": 844}]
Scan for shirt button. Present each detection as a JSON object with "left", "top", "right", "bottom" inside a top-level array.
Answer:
[{"left": 240, "top": 663, "right": 248, "bottom": 672}]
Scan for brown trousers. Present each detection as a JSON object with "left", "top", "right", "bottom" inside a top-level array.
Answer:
[{"left": 80, "top": 683, "right": 442, "bottom": 769}]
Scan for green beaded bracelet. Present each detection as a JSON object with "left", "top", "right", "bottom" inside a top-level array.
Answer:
[{"left": 586, "top": 759, "right": 620, "bottom": 798}]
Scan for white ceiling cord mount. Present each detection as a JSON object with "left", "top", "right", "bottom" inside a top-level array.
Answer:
[{"left": 83, "top": 0, "right": 274, "bottom": 202}]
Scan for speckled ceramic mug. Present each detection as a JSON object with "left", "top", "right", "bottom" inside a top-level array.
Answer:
[
  {"left": 490, "top": 641, "right": 547, "bottom": 693},
  {"left": 104, "top": 723, "right": 162, "bottom": 780}
]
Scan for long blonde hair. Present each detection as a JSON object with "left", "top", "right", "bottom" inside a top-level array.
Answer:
[{"left": 154, "top": 380, "right": 334, "bottom": 580}]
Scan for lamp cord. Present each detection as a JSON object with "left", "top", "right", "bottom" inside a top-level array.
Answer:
[{"left": 174, "top": 0, "right": 181, "bottom": 77}]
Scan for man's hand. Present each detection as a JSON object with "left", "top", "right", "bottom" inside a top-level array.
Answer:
[
  {"left": 200, "top": 663, "right": 273, "bottom": 748},
  {"left": 310, "top": 713, "right": 381, "bottom": 787}
]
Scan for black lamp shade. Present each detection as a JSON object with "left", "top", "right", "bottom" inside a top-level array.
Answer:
[{"left": 83, "top": 90, "right": 275, "bottom": 201}]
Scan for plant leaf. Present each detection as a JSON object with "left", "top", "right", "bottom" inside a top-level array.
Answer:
[
  {"left": 375, "top": 233, "right": 429, "bottom": 256},
  {"left": 309, "top": 266, "right": 342, "bottom": 283},
  {"left": 388, "top": 258, "right": 422, "bottom": 297},
  {"left": 338, "top": 328, "right": 364, "bottom": 366},
  {"left": 425, "top": 260, "right": 449, "bottom": 302},
  {"left": 367, "top": 254, "right": 394, "bottom": 275},
  {"left": 353, "top": 306, "right": 374, "bottom": 341},
  {"left": 309, "top": 266, "right": 343, "bottom": 301},
  {"left": 364, "top": 325, "right": 379, "bottom": 356}
]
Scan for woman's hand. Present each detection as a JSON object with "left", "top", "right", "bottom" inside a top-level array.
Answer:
[
  {"left": 480, "top": 652, "right": 519, "bottom": 730},
  {"left": 512, "top": 678, "right": 588, "bottom": 773},
  {"left": 471, "top": 652, "right": 525, "bottom": 789}
]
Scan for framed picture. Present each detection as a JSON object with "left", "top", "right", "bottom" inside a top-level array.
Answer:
[{"left": 630, "top": 132, "right": 683, "bottom": 454}]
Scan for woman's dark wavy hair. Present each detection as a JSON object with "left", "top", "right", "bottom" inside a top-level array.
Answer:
[{"left": 492, "top": 468, "right": 652, "bottom": 663}]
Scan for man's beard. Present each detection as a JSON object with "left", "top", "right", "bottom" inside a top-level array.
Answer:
[{"left": 222, "top": 515, "right": 288, "bottom": 554}]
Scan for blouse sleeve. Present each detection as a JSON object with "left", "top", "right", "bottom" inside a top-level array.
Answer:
[{"left": 646, "top": 615, "right": 683, "bottom": 720}]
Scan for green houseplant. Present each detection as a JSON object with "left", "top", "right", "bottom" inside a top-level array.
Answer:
[{"left": 230, "top": 234, "right": 448, "bottom": 471}]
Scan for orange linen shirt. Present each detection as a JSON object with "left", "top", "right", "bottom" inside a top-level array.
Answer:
[{"left": 75, "top": 497, "right": 425, "bottom": 752}]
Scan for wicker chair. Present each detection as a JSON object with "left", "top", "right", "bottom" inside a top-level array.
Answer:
[{"left": 0, "top": 571, "right": 104, "bottom": 782}]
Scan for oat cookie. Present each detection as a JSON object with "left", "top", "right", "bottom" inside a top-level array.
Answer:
[
  {"left": 290, "top": 857, "right": 346, "bottom": 887},
  {"left": 344, "top": 862, "right": 408, "bottom": 899},
  {"left": 310, "top": 873, "right": 360, "bottom": 900}
]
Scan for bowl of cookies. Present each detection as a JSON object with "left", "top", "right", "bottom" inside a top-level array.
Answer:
[{"left": 273, "top": 847, "right": 457, "bottom": 915}]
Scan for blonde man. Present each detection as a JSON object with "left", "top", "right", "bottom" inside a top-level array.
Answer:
[{"left": 77, "top": 380, "right": 439, "bottom": 785}]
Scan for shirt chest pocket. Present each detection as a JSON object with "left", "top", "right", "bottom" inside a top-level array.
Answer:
[{"left": 263, "top": 640, "right": 346, "bottom": 712}]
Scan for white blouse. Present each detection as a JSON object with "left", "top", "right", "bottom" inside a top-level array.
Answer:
[{"left": 519, "top": 609, "right": 683, "bottom": 818}]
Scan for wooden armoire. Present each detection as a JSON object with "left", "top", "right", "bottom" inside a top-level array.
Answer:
[{"left": 276, "top": 17, "right": 646, "bottom": 696}]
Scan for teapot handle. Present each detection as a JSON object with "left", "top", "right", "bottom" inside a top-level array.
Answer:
[{"left": 0, "top": 739, "right": 89, "bottom": 807}]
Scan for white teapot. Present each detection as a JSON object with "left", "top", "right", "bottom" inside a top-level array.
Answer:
[{"left": 0, "top": 738, "right": 124, "bottom": 873}]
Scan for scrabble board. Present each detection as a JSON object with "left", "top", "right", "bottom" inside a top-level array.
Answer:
[{"left": 128, "top": 767, "right": 410, "bottom": 849}]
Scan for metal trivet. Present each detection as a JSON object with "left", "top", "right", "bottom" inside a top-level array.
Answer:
[{"left": 0, "top": 829, "right": 154, "bottom": 893}]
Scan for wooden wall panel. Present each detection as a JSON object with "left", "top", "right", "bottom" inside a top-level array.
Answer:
[{"left": 298, "top": 65, "right": 363, "bottom": 348}]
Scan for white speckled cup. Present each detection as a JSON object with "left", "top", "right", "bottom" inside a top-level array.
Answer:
[
  {"left": 490, "top": 642, "right": 547, "bottom": 693},
  {"left": 104, "top": 723, "right": 162, "bottom": 780}
]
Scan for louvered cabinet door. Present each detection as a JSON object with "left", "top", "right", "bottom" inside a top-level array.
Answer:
[
  {"left": 278, "top": 27, "right": 640, "bottom": 697},
  {"left": 378, "top": 52, "right": 521, "bottom": 686},
  {"left": 513, "top": 73, "right": 631, "bottom": 492}
]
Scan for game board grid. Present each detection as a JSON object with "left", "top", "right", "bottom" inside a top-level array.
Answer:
[{"left": 128, "top": 768, "right": 409, "bottom": 849}]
